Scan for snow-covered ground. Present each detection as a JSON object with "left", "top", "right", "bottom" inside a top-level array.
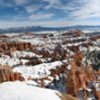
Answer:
[
  {"left": 0, "top": 81, "right": 76, "bottom": 100},
  {"left": 13, "top": 61, "right": 63, "bottom": 79}
]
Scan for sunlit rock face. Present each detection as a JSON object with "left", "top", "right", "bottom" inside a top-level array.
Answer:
[
  {"left": 0, "top": 65, "right": 24, "bottom": 83},
  {"left": 0, "top": 42, "right": 33, "bottom": 55}
]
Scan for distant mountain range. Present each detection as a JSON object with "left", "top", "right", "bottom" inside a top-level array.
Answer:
[{"left": 0, "top": 25, "right": 100, "bottom": 33}]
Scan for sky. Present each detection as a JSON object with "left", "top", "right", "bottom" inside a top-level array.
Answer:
[{"left": 0, "top": 0, "right": 100, "bottom": 28}]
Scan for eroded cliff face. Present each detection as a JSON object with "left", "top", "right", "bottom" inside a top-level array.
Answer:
[
  {"left": 0, "top": 42, "right": 34, "bottom": 55},
  {"left": 0, "top": 65, "right": 24, "bottom": 83},
  {"left": 66, "top": 50, "right": 100, "bottom": 100}
]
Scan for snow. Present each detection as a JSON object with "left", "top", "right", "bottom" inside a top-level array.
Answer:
[
  {"left": 16, "top": 37, "right": 46, "bottom": 45},
  {"left": 0, "top": 51, "right": 43, "bottom": 66},
  {"left": 0, "top": 81, "right": 61, "bottom": 100},
  {"left": 67, "top": 41, "right": 88, "bottom": 46},
  {"left": 11, "top": 51, "right": 42, "bottom": 58},
  {"left": 67, "top": 65, "right": 71, "bottom": 70},
  {"left": 20, "top": 59, "right": 29, "bottom": 64},
  {"left": 13, "top": 61, "right": 63, "bottom": 79},
  {"left": 43, "top": 80, "right": 52, "bottom": 86},
  {"left": 0, "top": 55, "right": 20, "bottom": 66},
  {"left": 79, "top": 46, "right": 88, "bottom": 52},
  {"left": 67, "top": 49, "right": 75, "bottom": 55},
  {"left": 26, "top": 80, "right": 38, "bottom": 86},
  {"left": 48, "top": 76, "right": 54, "bottom": 81},
  {"left": 93, "top": 81, "right": 100, "bottom": 91}
]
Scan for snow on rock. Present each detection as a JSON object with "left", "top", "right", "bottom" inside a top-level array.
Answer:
[
  {"left": 93, "top": 81, "right": 100, "bottom": 91},
  {"left": 26, "top": 80, "right": 38, "bottom": 86},
  {"left": 0, "top": 55, "right": 20, "bottom": 66},
  {"left": 17, "top": 37, "right": 46, "bottom": 45},
  {"left": 11, "top": 51, "right": 42, "bottom": 58},
  {"left": 0, "top": 81, "right": 76, "bottom": 100},
  {"left": 67, "top": 65, "right": 71, "bottom": 70},
  {"left": 13, "top": 61, "right": 63, "bottom": 79},
  {"left": 20, "top": 59, "right": 29, "bottom": 65},
  {"left": 79, "top": 46, "right": 88, "bottom": 52}
]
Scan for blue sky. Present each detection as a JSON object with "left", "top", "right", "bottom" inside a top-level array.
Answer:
[{"left": 0, "top": 0, "right": 100, "bottom": 28}]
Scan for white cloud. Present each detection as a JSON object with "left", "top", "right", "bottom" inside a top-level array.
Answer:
[
  {"left": 71, "top": 0, "right": 100, "bottom": 19},
  {"left": 44, "top": 0, "right": 100, "bottom": 20},
  {"left": 28, "top": 13, "right": 54, "bottom": 20},
  {"left": 1, "top": 0, "right": 100, "bottom": 27},
  {"left": 25, "top": 5, "right": 42, "bottom": 13},
  {"left": 44, "top": 0, "right": 63, "bottom": 9}
]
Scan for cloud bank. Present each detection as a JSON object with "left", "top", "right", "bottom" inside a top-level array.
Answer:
[{"left": 0, "top": 0, "right": 100, "bottom": 28}]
